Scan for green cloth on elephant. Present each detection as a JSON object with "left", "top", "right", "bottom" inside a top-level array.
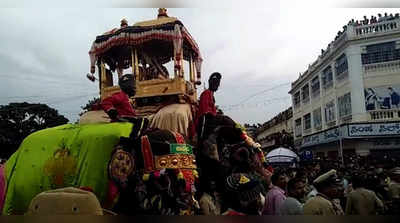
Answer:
[{"left": 3, "top": 122, "right": 133, "bottom": 215}]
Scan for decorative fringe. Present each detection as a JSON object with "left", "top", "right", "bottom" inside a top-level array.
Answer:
[{"left": 142, "top": 173, "right": 150, "bottom": 181}]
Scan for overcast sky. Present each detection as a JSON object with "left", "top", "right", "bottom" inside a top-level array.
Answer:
[{"left": 0, "top": 1, "right": 399, "bottom": 124}]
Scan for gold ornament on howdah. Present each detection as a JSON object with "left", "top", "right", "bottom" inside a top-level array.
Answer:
[{"left": 154, "top": 154, "right": 197, "bottom": 169}]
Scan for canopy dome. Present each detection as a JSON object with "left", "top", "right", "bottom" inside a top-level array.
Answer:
[{"left": 266, "top": 147, "right": 299, "bottom": 163}]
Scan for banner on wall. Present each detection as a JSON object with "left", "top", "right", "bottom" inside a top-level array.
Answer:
[{"left": 364, "top": 85, "right": 400, "bottom": 111}]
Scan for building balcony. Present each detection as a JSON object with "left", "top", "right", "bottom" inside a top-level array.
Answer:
[
  {"left": 326, "top": 120, "right": 337, "bottom": 128},
  {"left": 369, "top": 109, "right": 400, "bottom": 121},
  {"left": 339, "top": 115, "right": 353, "bottom": 124},
  {"left": 295, "top": 126, "right": 302, "bottom": 137},
  {"left": 302, "top": 97, "right": 310, "bottom": 105},
  {"left": 311, "top": 90, "right": 320, "bottom": 99},
  {"left": 363, "top": 60, "right": 400, "bottom": 75},
  {"left": 314, "top": 125, "right": 322, "bottom": 131},
  {"left": 260, "top": 139, "right": 276, "bottom": 148},
  {"left": 303, "top": 128, "right": 312, "bottom": 135},
  {"left": 294, "top": 103, "right": 301, "bottom": 111},
  {"left": 323, "top": 81, "right": 334, "bottom": 92},
  {"left": 351, "top": 19, "right": 400, "bottom": 39}
]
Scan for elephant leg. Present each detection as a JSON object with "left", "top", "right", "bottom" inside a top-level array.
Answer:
[{"left": 0, "top": 165, "right": 6, "bottom": 213}]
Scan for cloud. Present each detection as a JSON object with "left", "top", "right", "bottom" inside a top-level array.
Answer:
[{"left": 0, "top": 7, "right": 399, "bottom": 124}]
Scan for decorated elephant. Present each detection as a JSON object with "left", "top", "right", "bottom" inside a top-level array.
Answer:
[
  {"left": 0, "top": 118, "right": 199, "bottom": 215},
  {"left": 195, "top": 114, "right": 270, "bottom": 197}
]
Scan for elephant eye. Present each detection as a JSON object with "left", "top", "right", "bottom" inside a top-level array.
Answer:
[{"left": 72, "top": 206, "right": 79, "bottom": 213}]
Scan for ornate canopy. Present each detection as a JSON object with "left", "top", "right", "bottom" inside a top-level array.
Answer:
[{"left": 88, "top": 9, "right": 202, "bottom": 78}]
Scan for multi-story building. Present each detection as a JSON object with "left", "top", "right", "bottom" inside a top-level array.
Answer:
[
  {"left": 255, "top": 107, "right": 293, "bottom": 152},
  {"left": 289, "top": 15, "right": 400, "bottom": 159},
  {"left": 243, "top": 123, "right": 258, "bottom": 139}
]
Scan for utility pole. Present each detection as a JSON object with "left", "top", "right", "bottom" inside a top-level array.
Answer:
[{"left": 339, "top": 137, "right": 344, "bottom": 166}]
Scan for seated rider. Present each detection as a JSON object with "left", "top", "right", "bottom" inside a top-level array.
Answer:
[{"left": 101, "top": 74, "right": 136, "bottom": 121}]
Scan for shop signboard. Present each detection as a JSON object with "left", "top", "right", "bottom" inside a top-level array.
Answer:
[
  {"left": 348, "top": 122, "right": 400, "bottom": 137},
  {"left": 302, "top": 127, "right": 341, "bottom": 147}
]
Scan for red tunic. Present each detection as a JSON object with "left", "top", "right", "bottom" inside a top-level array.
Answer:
[
  {"left": 198, "top": 89, "right": 217, "bottom": 117},
  {"left": 101, "top": 91, "right": 136, "bottom": 117},
  {"left": 222, "top": 209, "right": 246, "bottom": 216}
]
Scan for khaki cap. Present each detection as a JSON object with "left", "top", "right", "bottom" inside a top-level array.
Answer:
[
  {"left": 313, "top": 169, "right": 342, "bottom": 185},
  {"left": 26, "top": 187, "right": 115, "bottom": 215}
]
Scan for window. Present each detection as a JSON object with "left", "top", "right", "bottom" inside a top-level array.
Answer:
[
  {"left": 295, "top": 118, "right": 302, "bottom": 137},
  {"left": 302, "top": 84, "right": 310, "bottom": 103},
  {"left": 325, "top": 100, "right": 336, "bottom": 123},
  {"left": 294, "top": 91, "right": 301, "bottom": 108},
  {"left": 303, "top": 113, "right": 311, "bottom": 130},
  {"left": 361, "top": 41, "right": 400, "bottom": 65},
  {"left": 338, "top": 93, "right": 352, "bottom": 117},
  {"left": 335, "top": 54, "right": 348, "bottom": 81},
  {"left": 313, "top": 108, "right": 322, "bottom": 130},
  {"left": 321, "top": 66, "right": 333, "bottom": 89},
  {"left": 311, "top": 76, "right": 320, "bottom": 98}
]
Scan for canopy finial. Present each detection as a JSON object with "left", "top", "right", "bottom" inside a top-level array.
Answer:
[
  {"left": 158, "top": 8, "right": 168, "bottom": 18},
  {"left": 120, "top": 18, "right": 128, "bottom": 27}
]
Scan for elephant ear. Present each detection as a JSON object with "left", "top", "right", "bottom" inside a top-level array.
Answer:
[
  {"left": 118, "top": 137, "right": 134, "bottom": 152},
  {"left": 108, "top": 144, "right": 136, "bottom": 189},
  {"left": 129, "top": 117, "right": 149, "bottom": 140}
]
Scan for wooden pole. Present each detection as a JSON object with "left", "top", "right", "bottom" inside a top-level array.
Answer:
[
  {"left": 135, "top": 49, "right": 139, "bottom": 79},
  {"left": 100, "top": 61, "right": 106, "bottom": 89},
  {"left": 189, "top": 55, "right": 194, "bottom": 82},
  {"left": 131, "top": 47, "right": 136, "bottom": 77},
  {"left": 180, "top": 48, "right": 184, "bottom": 78}
]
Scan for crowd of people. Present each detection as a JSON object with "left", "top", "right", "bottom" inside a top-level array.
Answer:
[
  {"left": 318, "top": 12, "right": 400, "bottom": 61},
  {"left": 348, "top": 13, "right": 400, "bottom": 27},
  {"left": 23, "top": 153, "right": 400, "bottom": 215},
  {"left": 192, "top": 153, "right": 400, "bottom": 215}
]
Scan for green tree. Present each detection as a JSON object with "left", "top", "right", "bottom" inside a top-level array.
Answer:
[
  {"left": 79, "top": 97, "right": 101, "bottom": 116},
  {"left": 0, "top": 102, "right": 68, "bottom": 158}
]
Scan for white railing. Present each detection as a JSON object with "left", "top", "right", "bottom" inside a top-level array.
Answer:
[
  {"left": 369, "top": 109, "right": 400, "bottom": 121},
  {"left": 311, "top": 89, "right": 320, "bottom": 99},
  {"left": 352, "top": 19, "right": 400, "bottom": 38},
  {"left": 363, "top": 60, "right": 400, "bottom": 74},
  {"left": 336, "top": 70, "right": 349, "bottom": 83},
  {"left": 333, "top": 32, "right": 348, "bottom": 48}
]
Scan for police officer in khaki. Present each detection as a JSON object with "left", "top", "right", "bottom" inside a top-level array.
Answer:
[
  {"left": 389, "top": 167, "right": 400, "bottom": 200},
  {"left": 345, "top": 174, "right": 384, "bottom": 215},
  {"left": 303, "top": 169, "right": 344, "bottom": 215},
  {"left": 387, "top": 167, "right": 400, "bottom": 214}
]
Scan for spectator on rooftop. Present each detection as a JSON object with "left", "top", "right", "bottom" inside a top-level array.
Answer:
[
  {"left": 383, "top": 12, "right": 389, "bottom": 22},
  {"left": 378, "top": 13, "right": 383, "bottom": 22},
  {"left": 363, "top": 16, "right": 369, "bottom": 25}
]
